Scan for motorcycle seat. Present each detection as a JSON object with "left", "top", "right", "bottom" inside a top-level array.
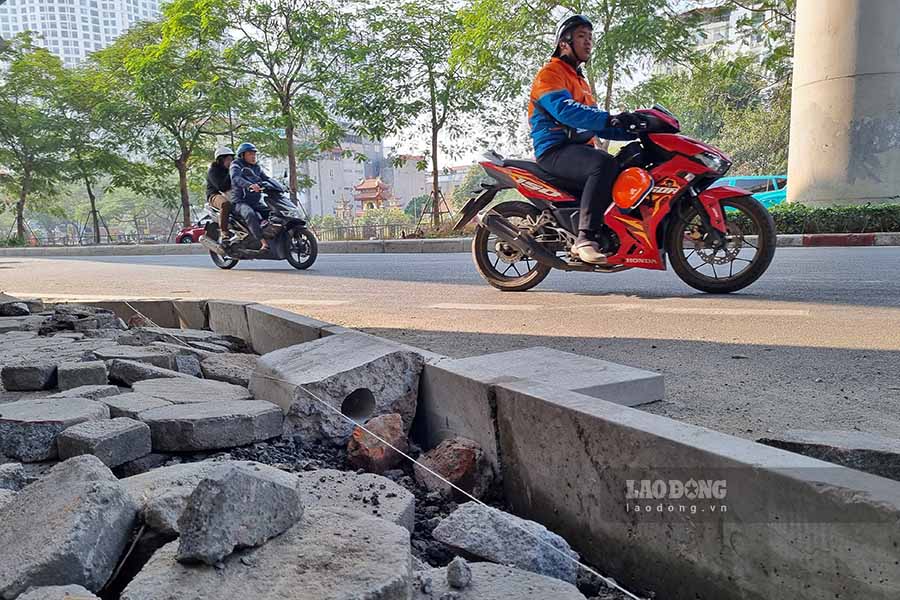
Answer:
[{"left": 502, "top": 159, "right": 584, "bottom": 198}]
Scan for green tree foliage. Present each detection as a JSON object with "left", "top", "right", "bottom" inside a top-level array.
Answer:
[
  {"left": 93, "top": 21, "right": 246, "bottom": 227},
  {"left": 0, "top": 34, "right": 66, "bottom": 242},
  {"left": 360, "top": 0, "right": 491, "bottom": 229},
  {"left": 163, "top": 0, "right": 366, "bottom": 203}
]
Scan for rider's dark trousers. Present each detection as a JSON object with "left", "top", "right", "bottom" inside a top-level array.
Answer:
[
  {"left": 537, "top": 143, "right": 619, "bottom": 234},
  {"left": 233, "top": 198, "right": 267, "bottom": 240}
]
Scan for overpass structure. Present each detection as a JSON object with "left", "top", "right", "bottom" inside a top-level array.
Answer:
[{"left": 788, "top": 0, "right": 900, "bottom": 206}]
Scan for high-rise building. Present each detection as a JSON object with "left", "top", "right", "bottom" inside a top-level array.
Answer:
[{"left": 0, "top": 0, "right": 162, "bottom": 67}]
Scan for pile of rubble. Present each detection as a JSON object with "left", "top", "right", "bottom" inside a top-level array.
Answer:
[{"left": 0, "top": 296, "right": 631, "bottom": 600}]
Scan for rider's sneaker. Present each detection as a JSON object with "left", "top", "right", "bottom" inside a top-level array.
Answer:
[{"left": 572, "top": 239, "right": 609, "bottom": 265}]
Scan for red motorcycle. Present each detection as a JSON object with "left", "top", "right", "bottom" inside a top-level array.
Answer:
[{"left": 454, "top": 105, "right": 776, "bottom": 293}]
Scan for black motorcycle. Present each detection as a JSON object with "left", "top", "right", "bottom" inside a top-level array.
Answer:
[{"left": 200, "top": 178, "right": 318, "bottom": 271}]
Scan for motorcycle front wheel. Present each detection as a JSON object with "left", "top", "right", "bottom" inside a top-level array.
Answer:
[
  {"left": 667, "top": 195, "right": 776, "bottom": 294},
  {"left": 286, "top": 227, "right": 318, "bottom": 270},
  {"left": 472, "top": 201, "right": 552, "bottom": 292}
]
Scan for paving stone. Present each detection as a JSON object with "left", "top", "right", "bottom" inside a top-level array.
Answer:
[
  {"left": 413, "top": 563, "right": 586, "bottom": 600},
  {"left": 0, "top": 489, "right": 15, "bottom": 509},
  {"left": 759, "top": 429, "right": 900, "bottom": 481},
  {"left": 119, "top": 327, "right": 244, "bottom": 352},
  {"left": 139, "top": 401, "right": 283, "bottom": 451},
  {"left": 1, "top": 363, "right": 58, "bottom": 391},
  {"left": 132, "top": 378, "right": 252, "bottom": 404},
  {"left": 58, "top": 418, "right": 152, "bottom": 468},
  {"left": 15, "top": 585, "right": 100, "bottom": 600},
  {"left": 0, "top": 398, "right": 110, "bottom": 462},
  {"left": 0, "top": 462, "right": 30, "bottom": 491},
  {"left": 120, "top": 507, "right": 411, "bottom": 600},
  {"left": 99, "top": 393, "right": 172, "bottom": 419},
  {"left": 188, "top": 341, "right": 231, "bottom": 353},
  {"left": 48, "top": 385, "right": 121, "bottom": 400},
  {"left": 172, "top": 355, "right": 202, "bottom": 377},
  {"left": 122, "top": 461, "right": 227, "bottom": 536},
  {"left": 200, "top": 353, "right": 258, "bottom": 387},
  {"left": 250, "top": 332, "right": 424, "bottom": 445},
  {"left": 0, "top": 456, "right": 138, "bottom": 598},
  {"left": 176, "top": 463, "right": 304, "bottom": 565},
  {"left": 149, "top": 341, "right": 215, "bottom": 361},
  {"left": 107, "top": 360, "right": 192, "bottom": 386},
  {"left": 38, "top": 305, "right": 124, "bottom": 336},
  {"left": 296, "top": 468, "right": 415, "bottom": 532},
  {"left": 112, "top": 452, "right": 173, "bottom": 478},
  {"left": 0, "top": 302, "right": 29, "bottom": 317},
  {"left": 56, "top": 361, "right": 108, "bottom": 390},
  {"left": 432, "top": 502, "right": 580, "bottom": 584},
  {"left": 92, "top": 346, "right": 175, "bottom": 370}
]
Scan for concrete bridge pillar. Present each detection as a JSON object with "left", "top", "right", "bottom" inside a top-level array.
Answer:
[{"left": 787, "top": 0, "right": 900, "bottom": 206}]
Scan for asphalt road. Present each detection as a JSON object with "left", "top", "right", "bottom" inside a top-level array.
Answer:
[{"left": 2, "top": 246, "right": 899, "bottom": 441}]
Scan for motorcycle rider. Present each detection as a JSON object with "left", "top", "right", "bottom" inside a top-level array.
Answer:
[
  {"left": 207, "top": 146, "right": 235, "bottom": 243},
  {"left": 529, "top": 14, "right": 644, "bottom": 264},
  {"left": 230, "top": 142, "right": 277, "bottom": 252}
]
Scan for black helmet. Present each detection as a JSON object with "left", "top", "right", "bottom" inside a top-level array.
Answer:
[{"left": 553, "top": 14, "right": 593, "bottom": 56}]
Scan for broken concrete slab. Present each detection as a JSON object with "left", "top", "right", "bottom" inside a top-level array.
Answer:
[
  {"left": 176, "top": 462, "right": 304, "bottom": 565},
  {"left": 120, "top": 507, "right": 411, "bottom": 600},
  {"left": 0, "top": 455, "right": 138, "bottom": 598},
  {"left": 200, "top": 352, "right": 258, "bottom": 387},
  {"left": 432, "top": 502, "right": 579, "bottom": 584},
  {"left": 0, "top": 301, "right": 29, "bottom": 317},
  {"left": 0, "top": 398, "right": 110, "bottom": 462},
  {"left": 0, "top": 462, "right": 30, "bottom": 491},
  {"left": 417, "top": 347, "right": 664, "bottom": 471},
  {"left": 250, "top": 332, "right": 424, "bottom": 445},
  {"left": 1, "top": 363, "right": 58, "bottom": 391},
  {"left": 56, "top": 361, "right": 108, "bottom": 390},
  {"left": 139, "top": 401, "right": 282, "bottom": 451},
  {"left": 92, "top": 345, "right": 175, "bottom": 370},
  {"left": 58, "top": 418, "right": 152, "bottom": 468},
  {"left": 296, "top": 468, "right": 415, "bottom": 532},
  {"left": 38, "top": 304, "right": 124, "bottom": 336},
  {"left": 15, "top": 585, "right": 100, "bottom": 600},
  {"left": 149, "top": 341, "right": 214, "bottom": 361},
  {"left": 122, "top": 461, "right": 226, "bottom": 536},
  {"left": 107, "top": 360, "right": 192, "bottom": 386},
  {"left": 132, "top": 377, "right": 252, "bottom": 404},
  {"left": 0, "top": 489, "right": 15, "bottom": 509},
  {"left": 113, "top": 453, "right": 172, "bottom": 479},
  {"left": 118, "top": 326, "right": 226, "bottom": 347},
  {"left": 48, "top": 385, "right": 121, "bottom": 401},
  {"left": 413, "top": 562, "right": 586, "bottom": 600},
  {"left": 245, "top": 304, "right": 329, "bottom": 354},
  {"left": 759, "top": 429, "right": 900, "bottom": 482},
  {"left": 100, "top": 393, "right": 172, "bottom": 419}
]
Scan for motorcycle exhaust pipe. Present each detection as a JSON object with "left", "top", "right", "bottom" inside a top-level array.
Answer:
[
  {"left": 199, "top": 235, "right": 225, "bottom": 256},
  {"left": 476, "top": 210, "right": 568, "bottom": 270}
]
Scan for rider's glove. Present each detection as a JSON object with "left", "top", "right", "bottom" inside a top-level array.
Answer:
[{"left": 609, "top": 112, "right": 645, "bottom": 132}]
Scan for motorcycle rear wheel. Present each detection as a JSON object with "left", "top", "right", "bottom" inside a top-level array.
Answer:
[
  {"left": 210, "top": 251, "right": 239, "bottom": 270},
  {"left": 667, "top": 195, "right": 776, "bottom": 294},
  {"left": 472, "top": 201, "right": 552, "bottom": 292}
]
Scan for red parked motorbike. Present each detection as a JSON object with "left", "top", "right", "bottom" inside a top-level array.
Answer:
[{"left": 454, "top": 105, "right": 776, "bottom": 293}]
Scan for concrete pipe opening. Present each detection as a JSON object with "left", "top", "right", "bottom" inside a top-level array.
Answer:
[{"left": 341, "top": 388, "right": 376, "bottom": 422}]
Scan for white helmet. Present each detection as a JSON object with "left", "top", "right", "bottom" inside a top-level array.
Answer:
[{"left": 214, "top": 145, "right": 235, "bottom": 160}]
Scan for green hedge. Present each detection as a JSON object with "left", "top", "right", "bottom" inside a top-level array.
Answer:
[{"left": 728, "top": 203, "right": 900, "bottom": 234}]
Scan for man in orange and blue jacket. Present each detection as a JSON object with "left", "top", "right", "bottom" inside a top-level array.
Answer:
[{"left": 530, "top": 14, "right": 643, "bottom": 264}]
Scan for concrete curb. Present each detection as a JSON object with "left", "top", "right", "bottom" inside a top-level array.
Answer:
[{"left": 2, "top": 233, "right": 899, "bottom": 258}]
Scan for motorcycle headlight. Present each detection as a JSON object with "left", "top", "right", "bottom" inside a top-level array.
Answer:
[{"left": 694, "top": 151, "right": 731, "bottom": 175}]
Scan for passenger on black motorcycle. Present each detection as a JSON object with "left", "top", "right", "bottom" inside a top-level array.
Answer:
[
  {"left": 529, "top": 14, "right": 646, "bottom": 264},
  {"left": 230, "top": 142, "right": 278, "bottom": 252}
]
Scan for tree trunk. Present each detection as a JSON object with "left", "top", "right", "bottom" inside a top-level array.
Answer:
[
  {"left": 15, "top": 172, "right": 31, "bottom": 243},
  {"left": 176, "top": 158, "right": 191, "bottom": 227},
  {"left": 284, "top": 106, "right": 299, "bottom": 204},
  {"left": 84, "top": 177, "right": 100, "bottom": 245},
  {"left": 431, "top": 129, "right": 441, "bottom": 230}
]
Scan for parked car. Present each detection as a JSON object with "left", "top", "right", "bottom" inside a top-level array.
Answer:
[
  {"left": 175, "top": 219, "right": 210, "bottom": 244},
  {"left": 711, "top": 175, "right": 787, "bottom": 209}
]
